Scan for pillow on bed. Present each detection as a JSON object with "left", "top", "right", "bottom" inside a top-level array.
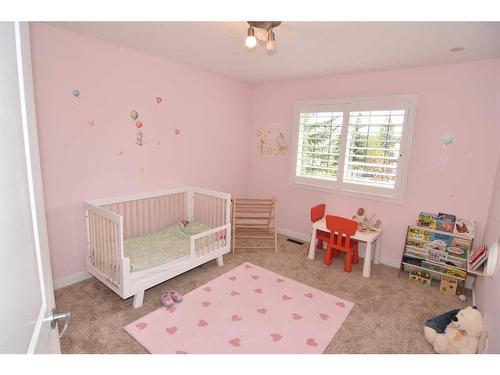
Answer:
[
  {"left": 178, "top": 221, "right": 211, "bottom": 236},
  {"left": 178, "top": 220, "right": 189, "bottom": 227}
]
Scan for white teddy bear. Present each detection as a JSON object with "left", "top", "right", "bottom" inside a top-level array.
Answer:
[{"left": 424, "top": 306, "right": 484, "bottom": 354}]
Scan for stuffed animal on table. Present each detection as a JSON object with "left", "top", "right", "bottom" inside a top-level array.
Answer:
[
  {"left": 352, "top": 208, "right": 368, "bottom": 226},
  {"left": 352, "top": 208, "right": 381, "bottom": 229},
  {"left": 424, "top": 306, "right": 484, "bottom": 354}
]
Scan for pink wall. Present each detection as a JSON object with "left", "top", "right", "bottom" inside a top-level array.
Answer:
[
  {"left": 30, "top": 24, "right": 253, "bottom": 281},
  {"left": 249, "top": 60, "right": 500, "bottom": 266}
]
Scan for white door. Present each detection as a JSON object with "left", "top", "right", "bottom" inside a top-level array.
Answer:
[{"left": 0, "top": 22, "right": 66, "bottom": 353}]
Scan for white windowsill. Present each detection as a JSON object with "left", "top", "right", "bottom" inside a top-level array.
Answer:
[{"left": 290, "top": 179, "right": 405, "bottom": 205}]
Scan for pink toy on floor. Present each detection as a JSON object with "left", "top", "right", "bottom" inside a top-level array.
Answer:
[{"left": 161, "top": 291, "right": 183, "bottom": 307}]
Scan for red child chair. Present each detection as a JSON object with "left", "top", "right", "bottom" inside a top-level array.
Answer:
[
  {"left": 324, "top": 215, "right": 360, "bottom": 272},
  {"left": 310, "top": 204, "right": 330, "bottom": 250}
]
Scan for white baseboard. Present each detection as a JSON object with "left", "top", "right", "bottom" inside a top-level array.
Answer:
[
  {"left": 277, "top": 227, "right": 400, "bottom": 269},
  {"left": 277, "top": 227, "right": 311, "bottom": 243},
  {"left": 54, "top": 271, "right": 92, "bottom": 290}
]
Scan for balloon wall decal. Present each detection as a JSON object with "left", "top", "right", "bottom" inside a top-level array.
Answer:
[
  {"left": 155, "top": 96, "right": 163, "bottom": 104},
  {"left": 439, "top": 133, "right": 455, "bottom": 168},
  {"left": 136, "top": 128, "right": 143, "bottom": 146},
  {"left": 72, "top": 89, "right": 81, "bottom": 104},
  {"left": 441, "top": 133, "right": 454, "bottom": 145},
  {"left": 175, "top": 129, "right": 180, "bottom": 135},
  {"left": 88, "top": 120, "right": 95, "bottom": 126},
  {"left": 129, "top": 110, "right": 143, "bottom": 146}
]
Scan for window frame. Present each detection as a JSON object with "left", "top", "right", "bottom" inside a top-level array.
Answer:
[{"left": 290, "top": 95, "right": 418, "bottom": 204}]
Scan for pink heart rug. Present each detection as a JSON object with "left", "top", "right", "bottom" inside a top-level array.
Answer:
[{"left": 124, "top": 262, "right": 353, "bottom": 354}]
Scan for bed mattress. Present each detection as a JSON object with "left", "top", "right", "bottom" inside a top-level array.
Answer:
[{"left": 124, "top": 222, "right": 210, "bottom": 272}]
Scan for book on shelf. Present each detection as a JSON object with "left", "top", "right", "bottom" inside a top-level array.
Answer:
[
  {"left": 407, "top": 225, "right": 471, "bottom": 258},
  {"left": 407, "top": 227, "right": 431, "bottom": 242},
  {"left": 446, "top": 267, "right": 467, "bottom": 279},
  {"left": 469, "top": 244, "right": 486, "bottom": 264},
  {"left": 470, "top": 246, "right": 488, "bottom": 271},
  {"left": 454, "top": 218, "right": 475, "bottom": 239},
  {"left": 402, "top": 255, "right": 422, "bottom": 267},
  {"left": 417, "top": 212, "right": 438, "bottom": 230},
  {"left": 444, "top": 257, "right": 467, "bottom": 269},
  {"left": 436, "top": 213, "right": 456, "bottom": 233},
  {"left": 471, "top": 254, "right": 487, "bottom": 271}
]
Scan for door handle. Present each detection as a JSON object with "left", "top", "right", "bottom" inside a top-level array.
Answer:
[{"left": 49, "top": 308, "right": 71, "bottom": 338}]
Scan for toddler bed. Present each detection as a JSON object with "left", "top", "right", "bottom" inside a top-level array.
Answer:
[{"left": 84, "top": 187, "right": 231, "bottom": 308}]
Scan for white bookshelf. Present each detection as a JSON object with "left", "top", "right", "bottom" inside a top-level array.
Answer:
[{"left": 399, "top": 224, "right": 472, "bottom": 290}]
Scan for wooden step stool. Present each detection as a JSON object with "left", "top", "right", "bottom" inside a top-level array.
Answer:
[{"left": 232, "top": 198, "right": 277, "bottom": 253}]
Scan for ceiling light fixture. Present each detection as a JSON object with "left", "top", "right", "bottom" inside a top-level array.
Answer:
[{"left": 245, "top": 21, "right": 281, "bottom": 53}]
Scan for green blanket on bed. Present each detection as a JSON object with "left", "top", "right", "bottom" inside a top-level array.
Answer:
[{"left": 124, "top": 222, "right": 210, "bottom": 272}]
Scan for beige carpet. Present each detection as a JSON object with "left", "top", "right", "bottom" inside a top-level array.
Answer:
[{"left": 55, "top": 235, "right": 467, "bottom": 353}]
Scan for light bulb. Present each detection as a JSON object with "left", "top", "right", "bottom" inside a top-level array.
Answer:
[
  {"left": 266, "top": 39, "right": 276, "bottom": 51},
  {"left": 266, "top": 30, "right": 276, "bottom": 51},
  {"left": 246, "top": 35, "right": 257, "bottom": 49},
  {"left": 245, "top": 26, "right": 257, "bottom": 50}
]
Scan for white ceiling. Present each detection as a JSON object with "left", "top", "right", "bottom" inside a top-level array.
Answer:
[{"left": 45, "top": 22, "right": 500, "bottom": 83}]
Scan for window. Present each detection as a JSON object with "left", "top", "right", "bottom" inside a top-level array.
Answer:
[{"left": 291, "top": 95, "right": 417, "bottom": 203}]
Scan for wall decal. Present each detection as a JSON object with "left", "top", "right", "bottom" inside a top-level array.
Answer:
[
  {"left": 72, "top": 89, "right": 81, "bottom": 104},
  {"left": 441, "top": 133, "right": 454, "bottom": 146},
  {"left": 88, "top": 120, "right": 95, "bottom": 126},
  {"left": 155, "top": 96, "right": 163, "bottom": 104},
  {"left": 130, "top": 111, "right": 139, "bottom": 120},
  {"left": 257, "top": 129, "right": 271, "bottom": 154},
  {"left": 130, "top": 111, "right": 143, "bottom": 146},
  {"left": 175, "top": 129, "right": 180, "bottom": 135},
  {"left": 157, "top": 141, "right": 161, "bottom": 146},
  {"left": 256, "top": 127, "right": 288, "bottom": 158},
  {"left": 135, "top": 119, "right": 144, "bottom": 146},
  {"left": 117, "top": 150, "right": 124, "bottom": 156},
  {"left": 439, "top": 133, "right": 454, "bottom": 168}
]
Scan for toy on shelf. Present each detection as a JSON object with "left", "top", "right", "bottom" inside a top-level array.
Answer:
[
  {"left": 440, "top": 276, "right": 458, "bottom": 295},
  {"left": 409, "top": 269, "right": 432, "bottom": 287}
]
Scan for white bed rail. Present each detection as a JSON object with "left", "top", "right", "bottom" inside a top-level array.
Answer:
[
  {"left": 84, "top": 203, "right": 124, "bottom": 292},
  {"left": 190, "top": 224, "right": 230, "bottom": 258},
  {"left": 191, "top": 188, "right": 231, "bottom": 258},
  {"left": 192, "top": 188, "right": 231, "bottom": 228}
]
